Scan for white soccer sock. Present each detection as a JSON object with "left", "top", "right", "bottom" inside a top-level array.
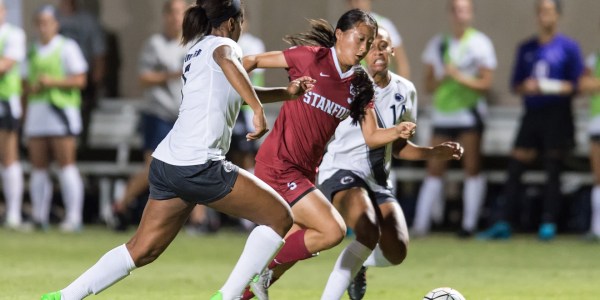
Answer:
[
  {"left": 2, "top": 163, "right": 23, "bottom": 224},
  {"left": 462, "top": 175, "right": 486, "bottom": 232},
  {"left": 58, "top": 165, "right": 84, "bottom": 226},
  {"left": 30, "top": 169, "right": 53, "bottom": 225},
  {"left": 363, "top": 244, "right": 393, "bottom": 268},
  {"left": 413, "top": 176, "right": 443, "bottom": 235},
  {"left": 321, "top": 240, "right": 372, "bottom": 300},
  {"left": 218, "top": 225, "right": 284, "bottom": 300},
  {"left": 591, "top": 186, "right": 600, "bottom": 236},
  {"left": 61, "top": 244, "right": 137, "bottom": 300}
]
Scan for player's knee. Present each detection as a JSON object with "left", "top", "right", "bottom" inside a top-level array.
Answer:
[
  {"left": 321, "top": 221, "right": 346, "bottom": 249},
  {"left": 383, "top": 239, "right": 409, "bottom": 265},
  {"left": 270, "top": 206, "right": 293, "bottom": 236},
  {"left": 126, "top": 239, "right": 163, "bottom": 267},
  {"left": 354, "top": 219, "right": 380, "bottom": 248}
]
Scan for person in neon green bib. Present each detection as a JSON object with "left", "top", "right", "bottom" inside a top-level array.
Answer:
[
  {"left": 0, "top": 0, "right": 26, "bottom": 230},
  {"left": 24, "top": 5, "right": 88, "bottom": 232},
  {"left": 580, "top": 47, "right": 600, "bottom": 240},
  {"left": 413, "top": 0, "right": 497, "bottom": 238}
]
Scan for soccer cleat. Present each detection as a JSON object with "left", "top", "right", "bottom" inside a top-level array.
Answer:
[
  {"left": 249, "top": 269, "right": 273, "bottom": 300},
  {"left": 210, "top": 291, "right": 243, "bottom": 300},
  {"left": 538, "top": 223, "right": 556, "bottom": 241},
  {"left": 476, "top": 221, "right": 511, "bottom": 240},
  {"left": 347, "top": 266, "right": 367, "bottom": 300},
  {"left": 40, "top": 291, "right": 61, "bottom": 300}
]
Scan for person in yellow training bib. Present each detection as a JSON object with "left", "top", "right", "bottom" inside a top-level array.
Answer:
[
  {"left": 24, "top": 5, "right": 88, "bottom": 232},
  {"left": 0, "top": 0, "right": 26, "bottom": 230},
  {"left": 413, "top": 0, "right": 497, "bottom": 238}
]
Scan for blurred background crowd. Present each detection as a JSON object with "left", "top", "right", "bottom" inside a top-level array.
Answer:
[{"left": 1, "top": 0, "right": 600, "bottom": 242}]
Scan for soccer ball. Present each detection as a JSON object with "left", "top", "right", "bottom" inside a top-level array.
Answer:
[{"left": 423, "top": 287, "right": 466, "bottom": 300}]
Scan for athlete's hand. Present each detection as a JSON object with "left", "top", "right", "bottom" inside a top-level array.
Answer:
[
  {"left": 430, "top": 141, "right": 464, "bottom": 160},
  {"left": 396, "top": 121, "right": 416, "bottom": 139},
  {"left": 287, "top": 76, "right": 316, "bottom": 98},
  {"left": 521, "top": 78, "right": 540, "bottom": 95},
  {"left": 247, "top": 108, "right": 269, "bottom": 141}
]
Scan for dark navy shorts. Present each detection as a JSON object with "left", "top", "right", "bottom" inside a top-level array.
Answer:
[
  {"left": 142, "top": 113, "right": 175, "bottom": 151},
  {"left": 149, "top": 158, "right": 239, "bottom": 205},
  {"left": 319, "top": 169, "right": 396, "bottom": 206},
  {"left": 514, "top": 104, "right": 574, "bottom": 152},
  {"left": 0, "top": 101, "right": 20, "bottom": 131}
]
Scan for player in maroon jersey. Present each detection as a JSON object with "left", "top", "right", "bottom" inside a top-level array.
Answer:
[{"left": 241, "top": 9, "right": 416, "bottom": 299}]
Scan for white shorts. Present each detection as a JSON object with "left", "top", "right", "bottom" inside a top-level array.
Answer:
[
  {"left": 24, "top": 102, "right": 82, "bottom": 137},
  {"left": 589, "top": 115, "right": 600, "bottom": 137},
  {"left": 432, "top": 100, "right": 487, "bottom": 128}
]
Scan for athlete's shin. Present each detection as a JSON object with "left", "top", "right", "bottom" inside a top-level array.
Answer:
[
  {"left": 218, "top": 225, "right": 284, "bottom": 300},
  {"left": 61, "top": 244, "right": 136, "bottom": 300}
]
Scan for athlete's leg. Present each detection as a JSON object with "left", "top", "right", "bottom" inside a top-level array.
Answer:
[
  {"left": 372, "top": 201, "right": 409, "bottom": 266},
  {"left": 27, "top": 137, "right": 53, "bottom": 227},
  {"left": 57, "top": 197, "right": 195, "bottom": 299},
  {"left": 207, "top": 168, "right": 292, "bottom": 299},
  {"left": 321, "top": 188, "right": 378, "bottom": 300},
  {"left": 51, "top": 136, "right": 84, "bottom": 230},
  {"left": 0, "top": 130, "right": 24, "bottom": 227},
  {"left": 458, "top": 130, "right": 486, "bottom": 235},
  {"left": 589, "top": 141, "right": 600, "bottom": 238},
  {"left": 413, "top": 134, "right": 448, "bottom": 235},
  {"left": 114, "top": 151, "right": 153, "bottom": 213},
  {"left": 478, "top": 148, "right": 536, "bottom": 239}
]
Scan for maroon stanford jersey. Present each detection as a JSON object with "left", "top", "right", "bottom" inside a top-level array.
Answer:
[{"left": 256, "top": 46, "right": 356, "bottom": 175}]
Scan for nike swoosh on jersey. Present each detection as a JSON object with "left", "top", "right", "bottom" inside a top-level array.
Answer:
[{"left": 319, "top": 72, "right": 330, "bottom": 77}]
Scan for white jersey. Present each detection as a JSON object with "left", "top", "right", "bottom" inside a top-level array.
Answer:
[
  {"left": 152, "top": 36, "right": 243, "bottom": 166},
  {"left": 422, "top": 29, "right": 496, "bottom": 127},
  {"left": 318, "top": 72, "right": 417, "bottom": 193}
]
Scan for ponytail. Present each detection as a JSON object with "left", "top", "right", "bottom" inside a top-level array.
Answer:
[
  {"left": 181, "top": 5, "right": 210, "bottom": 45},
  {"left": 283, "top": 19, "right": 336, "bottom": 48},
  {"left": 349, "top": 67, "right": 374, "bottom": 125}
]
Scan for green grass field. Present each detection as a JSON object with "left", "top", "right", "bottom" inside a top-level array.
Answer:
[{"left": 1, "top": 226, "right": 599, "bottom": 300}]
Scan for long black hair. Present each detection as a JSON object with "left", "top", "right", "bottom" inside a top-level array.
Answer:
[
  {"left": 284, "top": 9, "right": 378, "bottom": 125},
  {"left": 181, "top": 0, "right": 244, "bottom": 45}
]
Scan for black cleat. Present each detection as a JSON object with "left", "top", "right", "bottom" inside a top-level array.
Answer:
[{"left": 347, "top": 266, "right": 367, "bottom": 300}]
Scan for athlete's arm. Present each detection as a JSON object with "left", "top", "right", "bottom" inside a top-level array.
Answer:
[
  {"left": 37, "top": 73, "right": 87, "bottom": 90},
  {"left": 579, "top": 68, "right": 600, "bottom": 94},
  {"left": 393, "top": 140, "right": 463, "bottom": 161},
  {"left": 254, "top": 76, "right": 316, "bottom": 103},
  {"left": 360, "top": 107, "right": 415, "bottom": 149},
  {"left": 243, "top": 51, "right": 288, "bottom": 72},
  {"left": 424, "top": 64, "right": 439, "bottom": 94},
  {"left": 0, "top": 57, "right": 16, "bottom": 75},
  {"left": 446, "top": 65, "right": 494, "bottom": 93},
  {"left": 139, "top": 70, "right": 181, "bottom": 88},
  {"left": 513, "top": 77, "right": 575, "bottom": 96},
  {"left": 214, "top": 44, "right": 268, "bottom": 140}
]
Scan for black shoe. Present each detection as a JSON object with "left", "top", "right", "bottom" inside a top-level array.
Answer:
[
  {"left": 456, "top": 229, "right": 473, "bottom": 239},
  {"left": 347, "top": 266, "right": 367, "bottom": 300}
]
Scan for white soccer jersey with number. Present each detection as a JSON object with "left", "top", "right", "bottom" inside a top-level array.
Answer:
[
  {"left": 153, "top": 35, "right": 243, "bottom": 166},
  {"left": 318, "top": 72, "right": 418, "bottom": 192}
]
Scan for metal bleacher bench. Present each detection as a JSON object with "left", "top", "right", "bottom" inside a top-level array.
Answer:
[
  {"left": 86, "top": 98, "right": 144, "bottom": 224},
  {"left": 84, "top": 101, "right": 592, "bottom": 223},
  {"left": 391, "top": 106, "right": 593, "bottom": 186}
]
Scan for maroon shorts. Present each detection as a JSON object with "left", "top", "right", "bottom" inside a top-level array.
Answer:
[{"left": 254, "top": 162, "right": 316, "bottom": 206}]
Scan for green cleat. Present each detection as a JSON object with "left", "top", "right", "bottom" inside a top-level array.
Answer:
[
  {"left": 41, "top": 291, "right": 61, "bottom": 300},
  {"left": 209, "top": 291, "right": 223, "bottom": 300}
]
